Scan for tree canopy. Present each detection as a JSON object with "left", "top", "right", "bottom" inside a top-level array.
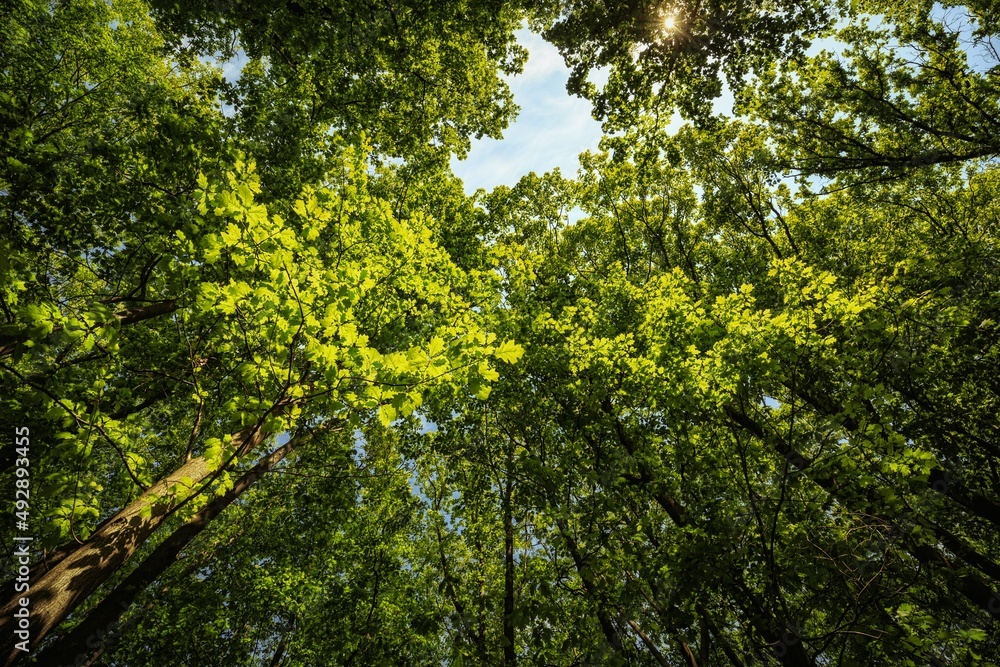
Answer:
[{"left": 2, "top": 0, "right": 999, "bottom": 665}]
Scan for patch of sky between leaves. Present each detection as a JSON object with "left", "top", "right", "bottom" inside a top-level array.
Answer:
[
  {"left": 448, "top": 26, "right": 767, "bottom": 202},
  {"left": 200, "top": 28, "right": 721, "bottom": 210},
  {"left": 198, "top": 5, "right": 992, "bottom": 195},
  {"left": 199, "top": 47, "right": 249, "bottom": 117},
  {"left": 449, "top": 28, "right": 607, "bottom": 198}
]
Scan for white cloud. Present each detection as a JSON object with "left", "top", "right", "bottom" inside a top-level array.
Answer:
[
  {"left": 451, "top": 28, "right": 604, "bottom": 194},
  {"left": 220, "top": 50, "right": 248, "bottom": 84},
  {"left": 512, "top": 30, "right": 567, "bottom": 83}
]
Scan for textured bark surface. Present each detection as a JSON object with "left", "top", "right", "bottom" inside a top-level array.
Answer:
[
  {"left": 0, "top": 418, "right": 272, "bottom": 666},
  {"left": 34, "top": 435, "right": 302, "bottom": 667}
]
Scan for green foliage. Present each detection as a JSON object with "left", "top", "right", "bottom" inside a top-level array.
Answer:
[
  {"left": 4, "top": 0, "right": 1000, "bottom": 666},
  {"left": 538, "top": 0, "right": 836, "bottom": 127},
  {"left": 743, "top": 2, "right": 1000, "bottom": 183}
]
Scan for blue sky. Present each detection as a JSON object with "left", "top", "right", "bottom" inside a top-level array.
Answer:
[
  {"left": 215, "top": 26, "right": 826, "bottom": 196},
  {"left": 213, "top": 18, "right": 958, "bottom": 199},
  {"left": 449, "top": 29, "right": 605, "bottom": 195},
  {"left": 217, "top": 30, "right": 606, "bottom": 195},
  {"left": 449, "top": 27, "right": 744, "bottom": 196}
]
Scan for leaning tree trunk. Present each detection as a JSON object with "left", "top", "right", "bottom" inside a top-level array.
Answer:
[
  {"left": 32, "top": 427, "right": 323, "bottom": 667},
  {"left": 0, "top": 414, "right": 276, "bottom": 667},
  {"left": 554, "top": 518, "right": 627, "bottom": 657}
]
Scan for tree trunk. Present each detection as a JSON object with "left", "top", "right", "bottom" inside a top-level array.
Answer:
[
  {"left": 268, "top": 625, "right": 291, "bottom": 667},
  {"left": 33, "top": 432, "right": 310, "bottom": 667},
  {"left": 502, "top": 453, "right": 516, "bottom": 667},
  {"left": 698, "top": 606, "right": 745, "bottom": 667},
  {"left": 554, "top": 519, "right": 627, "bottom": 656},
  {"left": 624, "top": 618, "right": 671, "bottom": 667},
  {"left": 0, "top": 415, "right": 274, "bottom": 666}
]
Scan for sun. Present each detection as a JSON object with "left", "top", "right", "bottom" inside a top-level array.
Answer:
[{"left": 662, "top": 14, "right": 677, "bottom": 32}]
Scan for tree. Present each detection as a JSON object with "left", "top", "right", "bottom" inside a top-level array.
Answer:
[
  {"left": 75, "top": 425, "right": 445, "bottom": 667},
  {"left": 146, "top": 0, "right": 537, "bottom": 201},
  {"left": 4, "top": 1, "right": 520, "bottom": 663},
  {"left": 537, "top": 0, "right": 835, "bottom": 127},
  {"left": 743, "top": 1, "right": 1000, "bottom": 182},
  {"left": 5, "top": 0, "right": 1000, "bottom": 664},
  {"left": 444, "top": 113, "right": 1000, "bottom": 664}
]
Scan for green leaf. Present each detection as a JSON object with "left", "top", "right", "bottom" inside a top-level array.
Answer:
[
  {"left": 428, "top": 336, "right": 445, "bottom": 357},
  {"left": 378, "top": 404, "right": 397, "bottom": 427},
  {"left": 493, "top": 339, "right": 524, "bottom": 364}
]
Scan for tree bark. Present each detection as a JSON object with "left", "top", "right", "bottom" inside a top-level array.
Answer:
[
  {"left": 0, "top": 413, "right": 276, "bottom": 666},
  {"left": 32, "top": 431, "right": 311, "bottom": 667},
  {"left": 624, "top": 617, "right": 671, "bottom": 667}
]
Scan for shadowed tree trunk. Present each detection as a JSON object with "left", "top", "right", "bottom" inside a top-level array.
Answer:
[
  {"left": 32, "top": 427, "right": 326, "bottom": 667},
  {"left": 0, "top": 409, "right": 283, "bottom": 666},
  {"left": 502, "top": 444, "right": 516, "bottom": 667},
  {"left": 554, "top": 518, "right": 627, "bottom": 657}
]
